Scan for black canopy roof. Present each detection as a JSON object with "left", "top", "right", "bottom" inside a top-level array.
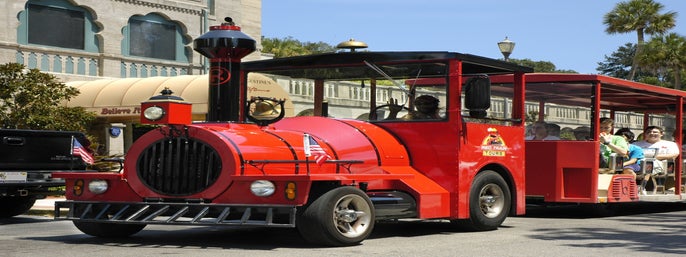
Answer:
[{"left": 242, "top": 51, "right": 533, "bottom": 80}]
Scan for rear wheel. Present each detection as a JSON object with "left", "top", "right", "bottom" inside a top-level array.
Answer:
[
  {"left": 454, "top": 170, "right": 511, "bottom": 231},
  {"left": 297, "top": 186, "right": 375, "bottom": 246},
  {"left": 73, "top": 221, "right": 146, "bottom": 237},
  {"left": 0, "top": 196, "right": 36, "bottom": 218}
]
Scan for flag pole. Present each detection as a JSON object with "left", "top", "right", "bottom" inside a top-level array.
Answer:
[
  {"left": 303, "top": 133, "right": 311, "bottom": 175},
  {"left": 70, "top": 136, "right": 76, "bottom": 169}
]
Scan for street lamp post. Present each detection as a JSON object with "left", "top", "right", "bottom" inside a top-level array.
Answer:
[{"left": 497, "top": 37, "right": 515, "bottom": 61}]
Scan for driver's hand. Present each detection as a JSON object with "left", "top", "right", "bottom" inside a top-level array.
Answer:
[{"left": 388, "top": 98, "right": 403, "bottom": 113}]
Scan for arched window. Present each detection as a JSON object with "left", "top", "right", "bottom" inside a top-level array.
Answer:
[
  {"left": 17, "top": 0, "right": 99, "bottom": 52},
  {"left": 122, "top": 14, "right": 189, "bottom": 62}
]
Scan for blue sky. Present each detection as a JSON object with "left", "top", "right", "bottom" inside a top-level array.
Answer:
[{"left": 262, "top": 0, "right": 686, "bottom": 74}]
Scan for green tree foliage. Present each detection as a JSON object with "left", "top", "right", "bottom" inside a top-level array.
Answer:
[
  {"left": 603, "top": 0, "right": 676, "bottom": 80},
  {"left": 638, "top": 33, "right": 686, "bottom": 89},
  {"left": 261, "top": 36, "right": 337, "bottom": 58},
  {"left": 0, "top": 63, "right": 95, "bottom": 131},
  {"left": 597, "top": 43, "right": 635, "bottom": 79},
  {"left": 599, "top": 39, "right": 685, "bottom": 89},
  {"left": 510, "top": 58, "right": 577, "bottom": 73}
]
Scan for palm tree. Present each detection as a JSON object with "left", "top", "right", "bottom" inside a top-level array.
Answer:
[
  {"left": 603, "top": 0, "right": 676, "bottom": 80},
  {"left": 639, "top": 33, "right": 686, "bottom": 89}
]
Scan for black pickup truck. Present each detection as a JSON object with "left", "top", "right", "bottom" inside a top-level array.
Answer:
[{"left": 0, "top": 129, "right": 89, "bottom": 217}]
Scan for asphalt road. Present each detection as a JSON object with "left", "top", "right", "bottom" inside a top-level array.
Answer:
[{"left": 2, "top": 202, "right": 686, "bottom": 257}]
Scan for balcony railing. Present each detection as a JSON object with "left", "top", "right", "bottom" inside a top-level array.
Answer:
[
  {"left": 16, "top": 47, "right": 99, "bottom": 76},
  {"left": 11, "top": 44, "right": 199, "bottom": 79}
]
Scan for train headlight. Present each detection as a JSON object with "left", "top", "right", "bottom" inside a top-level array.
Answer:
[
  {"left": 143, "top": 106, "right": 165, "bottom": 121},
  {"left": 88, "top": 180, "right": 108, "bottom": 194},
  {"left": 250, "top": 180, "right": 275, "bottom": 197}
]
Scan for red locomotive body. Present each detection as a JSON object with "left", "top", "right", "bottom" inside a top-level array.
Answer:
[{"left": 54, "top": 19, "right": 533, "bottom": 246}]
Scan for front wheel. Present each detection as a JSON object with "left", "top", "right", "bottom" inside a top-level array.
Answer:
[
  {"left": 453, "top": 170, "right": 511, "bottom": 231},
  {"left": 297, "top": 186, "right": 375, "bottom": 246},
  {"left": 73, "top": 221, "right": 146, "bottom": 237}
]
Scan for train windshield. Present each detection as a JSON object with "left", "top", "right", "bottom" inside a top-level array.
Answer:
[{"left": 250, "top": 60, "right": 449, "bottom": 121}]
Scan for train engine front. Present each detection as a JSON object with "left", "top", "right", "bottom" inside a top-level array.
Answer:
[
  {"left": 54, "top": 18, "right": 417, "bottom": 247},
  {"left": 55, "top": 91, "right": 413, "bottom": 247}
]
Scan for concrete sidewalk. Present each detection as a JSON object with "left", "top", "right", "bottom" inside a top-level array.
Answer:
[
  {"left": 34, "top": 197, "right": 62, "bottom": 210},
  {"left": 27, "top": 197, "right": 64, "bottom": 216}
]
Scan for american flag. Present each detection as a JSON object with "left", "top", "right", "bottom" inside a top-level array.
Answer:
[
  {"left": 72, "top": 137, "right": 95, "bottom": 164},
  {"left": 303, "top": 134, "right": 331, "bottom": 165}
]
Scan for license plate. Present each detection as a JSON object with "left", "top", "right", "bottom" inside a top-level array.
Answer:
[{"left": 0, "top": 172, "right": 27, "bottom": 183}]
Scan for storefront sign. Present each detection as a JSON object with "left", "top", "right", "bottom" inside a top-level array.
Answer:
[{"left": 99, "top": 107, "right": 141, "bottom": 116}]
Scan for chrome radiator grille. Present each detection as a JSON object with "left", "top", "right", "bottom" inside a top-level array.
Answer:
[{"left": 137, "top": 137, "right": 222, "bottom": 196}]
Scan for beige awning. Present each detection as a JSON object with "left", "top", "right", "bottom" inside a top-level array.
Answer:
[{"left": 66, "top": 73, "right": 293, "bottom": 123}]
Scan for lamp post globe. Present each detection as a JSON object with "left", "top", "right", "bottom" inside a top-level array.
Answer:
[
  {"left": 336, "top": 38, "right": 368, "bottom": 52},
  {"left": 497, "top": 37, "right": 515, "bottom": 61}
]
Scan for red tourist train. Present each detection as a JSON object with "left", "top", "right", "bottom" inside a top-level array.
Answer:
[
  {"left": 54, "top": 18, "right": 684, "bottom": 246},
  {"left": 54, "top": 18, "right": 530, "bottom": 246}
]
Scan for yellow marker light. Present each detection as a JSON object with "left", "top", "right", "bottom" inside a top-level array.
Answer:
[
  {"left": 285, "top": 182, "right": 296, "bottom": 200},
  {"left": 74, "top": 179, "right": 84, "bottom": 196}
]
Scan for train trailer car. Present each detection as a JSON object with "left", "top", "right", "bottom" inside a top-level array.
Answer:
[
  {"left": 53, "top": 18, "right": 533, "bottom": 246},
  {"left": 490, "top": 73, "right": 685, "bottom": 204}
]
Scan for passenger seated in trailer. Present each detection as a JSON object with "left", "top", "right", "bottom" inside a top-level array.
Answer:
[
  {"left": 598, "top": 118, "right": 628, "bottom": 169},
  {"left": 633, "top": 126, "right": 680, "bottom": 172},
  {"left": 546, "top": 123, "right": 561, "bottom": 139},
  {"left": 525, "top": 121, "right": 560, "bottom": 140},
  {"left": 573, "top": 126, "right": 591, "bottom": 140},
  {"left": 387, "top": 95, "right": 442, "bottom": 120},
  {"left": 633, "top": 126, "right": 680, "bottom": 193},
  {"left": 614, "top": 128, "right": 643, "bottom": 180}
]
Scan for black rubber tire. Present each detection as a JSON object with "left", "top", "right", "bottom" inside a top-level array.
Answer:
[
  {"left": 297, "top": 187, "right": 375, "bottom": 246},
  {"left": 454, "top": 170, "right": 511, "bottom": 231},
  {"left": 0, "top": 196, "right": 36, "bottom": 218},
  {"left": 73, "top": 221, "right": 146, "bottom": 237}
]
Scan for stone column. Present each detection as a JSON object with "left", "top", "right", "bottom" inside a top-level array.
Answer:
[{"left": 106, "top": 123, "right": 126, "bottom": 155}]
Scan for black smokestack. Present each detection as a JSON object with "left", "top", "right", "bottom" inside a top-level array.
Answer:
[{"left": 193, "top": 17, "right": 256, "bottom": 122}]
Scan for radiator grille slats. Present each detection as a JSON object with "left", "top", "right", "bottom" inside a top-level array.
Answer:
[{"left": 137, "top": 138, "right": 222, "bottom": 196}]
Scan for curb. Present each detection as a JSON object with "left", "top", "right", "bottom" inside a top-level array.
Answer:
[
  {"left": 26, "top": 197, "right": 65, "bottom": 217},
  {"left": 26, "top": 209, "right": 63, "bottom": 217}
]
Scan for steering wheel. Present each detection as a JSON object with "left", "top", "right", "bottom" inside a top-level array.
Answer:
[{"left": 371, "top": 104, "right": 410, "bottom": 120}]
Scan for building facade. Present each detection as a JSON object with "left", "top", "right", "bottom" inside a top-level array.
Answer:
[
  {"left": 0, "top": 0, "right": 262, "bottom": 155},
  {"left": 1, "top": 0, "right": 262, "bottom": 82}
]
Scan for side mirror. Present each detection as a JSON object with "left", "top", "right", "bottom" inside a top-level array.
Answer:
[{"left": 464, "top": 76, "right": 491, "bottom": 118}]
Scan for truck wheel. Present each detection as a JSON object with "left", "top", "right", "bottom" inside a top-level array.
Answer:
[
  {"left": 297, "top": 186, "right": 375, "bottom": 246},
  {"left": 73, "top": 221, "right": 146, "bottom": 237},
  {"left": 454, "top": 170, "right": 511, "bottom": 231},
  {"left": 0, "top": 196, "right": 36, "bottom": 218}
]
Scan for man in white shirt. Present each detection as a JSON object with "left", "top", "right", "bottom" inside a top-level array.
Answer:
[{"left": 634, "top": 125, "right": 680, "bottom": 174}]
